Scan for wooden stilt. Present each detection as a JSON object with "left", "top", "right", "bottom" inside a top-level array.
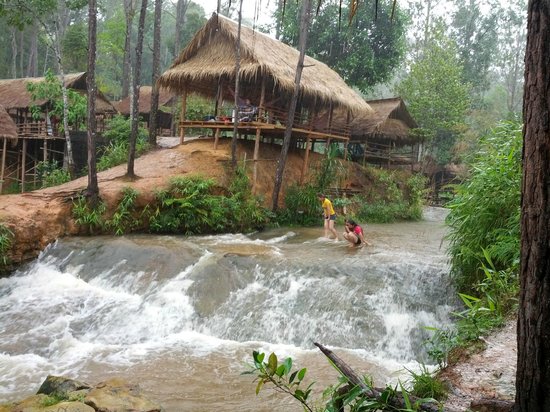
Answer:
[
  {"left": 21, "top": 139, "right": 27, "bottom": 193},
  {"left": 43, "top": 138, "right": 47, "bottom": 162},
  {"left": 179, "top": 87, "right": 188, "bottom": 144},
  {"left": 214, "top": 78, "right": 225, "bottom": 150},
  {"left": 300, "top": 136, "right": 311, "bottom": 184},
  {"left": 0, "top": 137, "right": 7, "bottom": 194},
  {"left": 253, "top": 78, "right": 266, "bottom": 192}
]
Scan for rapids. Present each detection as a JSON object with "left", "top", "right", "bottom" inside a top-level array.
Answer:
[{"left": 0, "top": 207, "right": 456, "bottom": 411}]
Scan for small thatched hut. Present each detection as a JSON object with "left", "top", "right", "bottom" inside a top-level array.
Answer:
[
  {"left": 158, "top": 13, "right": 371, "bottom": 144},
  {"left": 0, "top": 72, "right": 116, "bottom": 134},
  {"left": 342, "top": 97, "right": 422, "bottom": 167},
  {"left": 113, "top": 86, "right": 176, "bottom": 132}
]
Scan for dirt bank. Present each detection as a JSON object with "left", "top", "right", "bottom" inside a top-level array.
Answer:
[{"left": 0, "top": 137, "right": 368, "bottom": 267}]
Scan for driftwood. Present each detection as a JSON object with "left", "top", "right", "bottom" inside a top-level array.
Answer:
[
  {"left": 314, "top": 342, "right": 443, "bottom": 412},
  {"left": 470, "top": 398, "right": 514, "bottom": 412}
]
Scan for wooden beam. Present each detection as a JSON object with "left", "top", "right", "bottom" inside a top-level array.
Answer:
[{"left": 214, "top": 78, "right": 225, "bottom": 150}]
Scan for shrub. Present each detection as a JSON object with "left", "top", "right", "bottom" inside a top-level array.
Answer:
[
  {"left": 446, "top": 121, "right": 522, "bottom": 291},
  {"left": 36, "top": 160, "right": 71, "bottom": 188},
  {"left": 0, "top": 223, "right": 13, "bottom": 269}
]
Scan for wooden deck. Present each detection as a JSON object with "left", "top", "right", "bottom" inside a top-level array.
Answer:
[{"left": 179, "top": 119, "right": 351, "bottom": 142}]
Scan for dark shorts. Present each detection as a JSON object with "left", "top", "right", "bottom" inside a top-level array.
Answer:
[
  {"left": 329, "top": 214, "right": 337, "bottom": 221},
  {"left": 355, "top": 237, "right": 362, "bottom": 245}
]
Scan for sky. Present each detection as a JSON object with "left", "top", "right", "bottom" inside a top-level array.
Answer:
[{"left": 198, "top": 0, "right": 276, "bottom": 25}]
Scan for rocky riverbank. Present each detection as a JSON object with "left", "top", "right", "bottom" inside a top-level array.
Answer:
[{"left": 0, "top": 376, "right": 162, "bottom": 412}]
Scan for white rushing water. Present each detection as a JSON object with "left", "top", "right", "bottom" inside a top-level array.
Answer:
[{"left": 0, "top": 207, "right": 456, "bottom": 411}]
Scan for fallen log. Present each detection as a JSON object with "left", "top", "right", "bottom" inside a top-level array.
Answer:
[{"left": 314, "top": 342, "right": 442, "bottom": 412}]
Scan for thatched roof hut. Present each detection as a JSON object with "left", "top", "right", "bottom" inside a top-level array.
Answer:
[
  {"left": 349, "top": 97, "right": 418, "bottom": 144},
  {"left": 158, "top": 13, "right": 371, "bottom": 116},
  {"left": 0, "top": 73, "right": 116, "bottom": 114},
  {"left": 113, "top": 86, "right": 176, "bottom": 115},
  {"left": 0, "top": 104, "right": 17, "bottom": 140}
]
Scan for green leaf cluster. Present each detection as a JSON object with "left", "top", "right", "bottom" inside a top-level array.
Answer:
[
  {"left": 105, "top": 187, "right": 141, "bottom": 235},
  {"left": 36, "top": 160, "right": 71, "bottom": 188},
  {"left": 150, "top": 172, "right": 270, "bottom": 235},
  {"left": 275, "top": 0, "right": 407, "bottom": 92},
  {"left": 0, "top": 222, "right": 14, "bottom": 269},
  {"left": 446, "top": 120, "right": 521, "bottom": 291},
  {"left": 26, "top": 69, "right": 88, "bottom": 131}
]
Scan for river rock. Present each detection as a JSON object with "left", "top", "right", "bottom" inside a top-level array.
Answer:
[
  {"left": 36, "top": 375, "right": 91, "bottom": 396},
  {"left": 84, "top": 378, "right": 162, "bottom": 412}
]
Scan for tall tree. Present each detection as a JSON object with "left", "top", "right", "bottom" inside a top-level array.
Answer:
[
  {"left": 271, "top": 0, "right": 312, "bottom": 211},
  {"left": 122, "top": 0, "right": 136, "bottom": 98},
  {"left": 276, "top": 0, "right": 407, "bottom": 93},
  {"left": 126, "top": 0, "right": 147, "bottom": 178},
  {"left": 148, "top": 0, "right": 162, "bottom": 146},
  {"left": 86, "top": 0, "right": 99, "bottom": 204},
  {"left": 449, "top": 0, "right": 500, "bottom": 102},
  {"left": 515, "top": 0, "right": 550, "bottom": 410},
  {"left": 231, "top": 0, "right": 244, "bottom": 168},
  {"left": 397, "top": 24, "right": 470, "bottom": 165}
]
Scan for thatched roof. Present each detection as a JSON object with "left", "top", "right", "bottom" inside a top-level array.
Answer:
[
  {"left": 0, "top": 73, "right": 116, "bottom": 113},
  {"left": 349, "top": 97, "right": 418, "bottom": 144},
  {"left": 158, "top": 13, "right": 371, "bottom": 115},
  {"left": 113, "top": 86, "right": 176, "bottom": 115},
  {"left": 0, "top": 104, "right": 17, "bottom": 139}
]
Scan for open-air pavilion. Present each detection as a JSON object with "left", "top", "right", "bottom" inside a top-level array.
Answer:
[
  {"left": 346, "top": 97, "right": 420, "bottom": 167},
  {"left": 158, "top": 13, "right": 372, "bottom": 185}
]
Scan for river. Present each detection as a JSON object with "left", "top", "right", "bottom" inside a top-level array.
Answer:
[{"left": 0, "top": 207, "right": 456, "bottom": 411}]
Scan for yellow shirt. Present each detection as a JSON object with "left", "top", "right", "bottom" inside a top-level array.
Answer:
[{"left": 322, "top": 198, "right": 335, "bottom": 217}]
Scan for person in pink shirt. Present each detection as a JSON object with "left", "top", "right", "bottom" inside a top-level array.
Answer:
[{"left": 343, "top": 219, "right": 371, "bottom": 247}]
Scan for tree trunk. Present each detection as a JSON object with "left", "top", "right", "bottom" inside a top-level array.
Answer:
[
  {"left": 174, "top": 0, "right": 189, "bottom": 57},
  {"left": 86, "top": 0, "right": 99, "bottom": 205},
  {"left": 11, "top": 28, "right": 17, "bottom": 78},
  {"left": 149, "top": 0, "right": 163, "bottom": 146},
  {"left": 127, "top": 0, "right": 148, "bottom": 178},
  {"left": 231, "top": 0, "right": 244, "bottom": 168},
  {"left": 271, "top": 0, "right": 312, "bottom": 211},
  {"left": 515, "top": 0, "right": 550, "bottom": 411},
  {"left": 26, "top": 23, "right": 38, "bottom": 77},
  {"left": 122, "top": 0, "right": 136, "bottom": 99}
]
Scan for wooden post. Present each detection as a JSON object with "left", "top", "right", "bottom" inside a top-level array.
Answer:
[
  {"left": 300, "top": 136, "right": 311, "bottom": 184},
  {"left": 179, "top": 87, "right": 188, "bottom": 144},
  {"left": 43, "top": 138, "right": 48, "bottom": 162},
  {"left": 253, "top": 78, "right": 266, "bottom": 191},
  {"left": 214, "top": 78, "right": 225, "bottom": 150},
  {"left": 0, "top": 137, "right": 7, "bottom": 194},
  {"left": 21, "top": 139, "right": 27, "bottom": 193},
  {"left": 343, "top": 140, "right": 348, "bottom": 161},
  {"left": 362, "top": 140, "right": 368, "bottom": 166}
]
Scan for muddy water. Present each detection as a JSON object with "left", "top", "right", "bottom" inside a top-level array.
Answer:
[{"left": 0, "top": 207, "right": 455, "bottom": 411}]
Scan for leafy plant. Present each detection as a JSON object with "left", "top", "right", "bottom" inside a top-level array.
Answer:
[
  {"left": 36, "top": 160, "right": 71, "bottom": 188},
  {"left": 105, "top": 187, "right": 140, "bottom": 235},
  {"left": 248, "top": 351, "right": 439, "bottom": 411},
  {"left": 446, "top": 120, "right": 522, "bottom": 292},
  {"left": 0, "top": 223, "right": 14, "bottom": 268},
  {"left": 406, "top": 365, "right": 447, "bottom": 401},
  {"left": 98, "top": 115, "right": 150, "bottom": 171},
  {"left": 72, "top": 195, "right": 107, "bottom": 235},
  {"left": 26, "top": 69, "right": 87, "bottom": 132}
]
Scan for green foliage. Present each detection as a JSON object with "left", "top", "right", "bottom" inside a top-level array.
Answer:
[
  {"left": 150, "top": 173, "right": 270, "bottom": 235},
  {"left": 406, "top": 365, "right": 447, "bottom": 401},
  {"left": 40, "top": 392, "right": 67, "bottom": 407},
  {"left": 72, "top": 195, "right": 107, "bottom": 235},
  {"left": 351, "top": 170, "right": 427, "bottom": 223},
  {"left": 98, "top": 115, "right": 149, "bottom": 171},
  {"left": 26, "top": 69, "right": 88, "bottom": 131},
  {"left": 0, "top": 222, "right": 14, "bottom": 268},
  {"left": 105, "top": 187, "right": 140, "bottom": 235},
  {"left": 275, "top": 0, "right": 407, "bottom": 92},
  {"left": 446, "top": 121, "right": 522, "bottom": 291},
  {"left": 313, "top": 144, "right": 348, "bottom": 192},
  {"left": 248, "top": 351, "right": 439, "bottom": 411},
  {"left": 36, "top": 160, "right": 71, "bottom": 188},
  {"left": 278, "top": 183, "right": 320, "bottom": 226},
  {"left": 398, "top": 24, "right": 470, "bottom": 165},
  {"left": 62, "top": 22, "right": 88, "bottom": 72}
]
